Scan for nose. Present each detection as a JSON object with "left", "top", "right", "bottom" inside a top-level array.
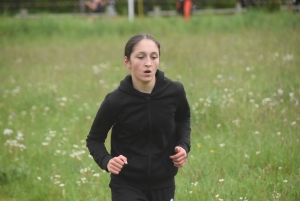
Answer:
[{"left": 145, "top": 57, "right": 152, "bottom": 67}]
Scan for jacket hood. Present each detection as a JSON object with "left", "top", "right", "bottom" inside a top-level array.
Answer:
[{"left": 118, "top": 70, "right": 172, "bottom": 96}]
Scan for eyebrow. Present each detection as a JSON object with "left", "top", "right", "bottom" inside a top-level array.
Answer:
[{"left": 135, "top": 51, "right": 159, "bottom": 55}]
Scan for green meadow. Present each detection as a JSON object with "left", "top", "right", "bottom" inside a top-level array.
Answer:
[{"left": 0, "top": 11, "right": 300, "bottom": 201}]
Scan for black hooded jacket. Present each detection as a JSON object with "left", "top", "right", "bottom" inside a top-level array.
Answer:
[{"left": 86, "top": 70, "right": 191, "bottom": 189}]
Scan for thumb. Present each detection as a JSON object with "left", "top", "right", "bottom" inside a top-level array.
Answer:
[
  {"left": 175, "top": 146, "right": 180, "bottom": 153},
  {"left": 119, "top": 155, "right": 128, "bottom": 164}
]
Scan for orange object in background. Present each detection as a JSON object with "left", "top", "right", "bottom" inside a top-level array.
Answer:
[{"left": 183, "top": 0, "right": 192, "bottom": 21}]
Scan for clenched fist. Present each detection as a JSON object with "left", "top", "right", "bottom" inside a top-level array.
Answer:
[
  {"left": 169, "top": 146, "right": 187, "bottom": 168},
  {"left": 107, "top": 155, "right": 128, "bottom": 175}
]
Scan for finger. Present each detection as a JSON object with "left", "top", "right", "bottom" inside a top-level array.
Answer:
[
  {"left": 113, "top": 157, "right": 127, "bottom": 166},
  {"left": 110, "top": 159, "right": 124, "bottom": 169},
  {"left": 173, "top": 156, "right": 187, "bottom": 163},
  {"left": 172, "top": 156, "right": 187, "bottom": 165},
  {"left": 175, "top": 147, "right": 181, "bottom": 153},
  {"left": 109, "top": 168, "right": 120, "bottom": 175},
  {"left": 118, "top": 155, "right": 128, "bottom": 164},
  {"left": 109, "top": 165, "right": 122, "bottom": 173},
  {"left": 169, "top": 152, "right": 183, "bottom": 159},
  {"left": 174, "top": 160, "right": 186, "bottom": 168},
  {"left": 108, "top": 167, "right": 118, "bottom": 174},
  {"left": 173, "top": 158, "right": 187, "bottom": 167},
  {"left": 172, "top": 156, "right": 186, "bottom": 163},
  {"left": 170, "top": 152, "right": 186, "bottom": 159}
]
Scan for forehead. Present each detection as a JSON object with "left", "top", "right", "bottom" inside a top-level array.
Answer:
[{"left": 133, "top": 39, "right": 159, "bottom": 53}]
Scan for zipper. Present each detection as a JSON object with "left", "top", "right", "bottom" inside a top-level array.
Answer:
[{"left": 145, "top": 96, "right": 152, "bottom": 188}]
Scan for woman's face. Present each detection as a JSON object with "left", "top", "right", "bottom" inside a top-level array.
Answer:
[{"left": 124, "top": 39, "right": 159, "bottom": 86}]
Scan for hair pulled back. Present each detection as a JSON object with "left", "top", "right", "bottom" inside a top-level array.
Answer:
[{"left": 124, "top": 34, "right": 160, "bottom": 59}]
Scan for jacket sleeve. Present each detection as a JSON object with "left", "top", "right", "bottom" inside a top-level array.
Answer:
[
  {"left": 174, "top": 83, "right": 191, "bottom": 154},
  {"left": 86, "top": 94, "right": 115, "bottom": 171}
]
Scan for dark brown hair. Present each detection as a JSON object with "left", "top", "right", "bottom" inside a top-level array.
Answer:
[{"left": 124, "top": 34, "right": 161, "bottom": 59}]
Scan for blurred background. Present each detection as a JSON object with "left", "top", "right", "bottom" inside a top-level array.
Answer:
[{"left": 0, "top": 0, "right": 299, "bottom": 16}]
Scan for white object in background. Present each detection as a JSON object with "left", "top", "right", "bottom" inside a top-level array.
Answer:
[{"left": 128, "top": 0, "right": 134, "bottom": 21}]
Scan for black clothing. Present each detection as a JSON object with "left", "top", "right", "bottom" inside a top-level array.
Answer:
[
  {"left": 86, "top": 70, "right": 191, "bottom": 190},
  {"left": 109, "top": 178, "right": 175, "bottom": 201}
]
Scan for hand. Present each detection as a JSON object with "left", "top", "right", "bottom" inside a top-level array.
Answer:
[
  {"left": 107, "top": 155, "right": 127, "bottom": 175},
  {"left": 169, "top": 146, "right": 187, "bottom": 168}
]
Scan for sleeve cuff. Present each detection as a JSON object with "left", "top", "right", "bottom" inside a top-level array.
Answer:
[{"left": 100, "top": 154, "right": 113, "bottom": 172}]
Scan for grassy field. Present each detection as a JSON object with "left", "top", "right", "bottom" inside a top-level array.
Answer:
[{"left": 0, "top": 11, "right": 300, "bottom": 201}]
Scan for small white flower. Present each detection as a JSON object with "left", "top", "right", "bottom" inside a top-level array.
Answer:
[
  {"left": 215, "top": 194, "right": 219, "bottom": 198},
  {"left": 61, "top": 97, "right": 68, "bottom": 102},
  {"left": 81, "top": 177, "right": 87, "bottom": 183},
  {"left": 283, "top": 180, "right": 288, "bottom": 183},
  {"left": 219, "top": 143, "right": 225, "bottom": 148},
  {"left": 42, "top": 142, "right": 49, "bottom": 146},
  {"left": 217, "top": 124, "right": 221, "bottom": 128},
  {"left": 3, "top": 129, "right": 14, "bottom": 135},
  {"left": 93, "top": 173, "right": 100, "bottom": 177},
  {"left": 282, "top": 54, "right": 293, "bottom": 61},
  {"left": 219, "top": 179, "right": 224, "bottom": 183},
  {"left": 291, "top": 121, "right": 296, "bottom": 126},
  {"left": 37, "top": 177, "right": 42, "bottom": 180},
  {"left": 59, "top": 184, "right": 65, "bottom": 187},
  {"left": 256, "top": 151, "right": 261, "bottom": 155},
  {"left": 245, "top": 154, "right": 249, "bottom": 158}
]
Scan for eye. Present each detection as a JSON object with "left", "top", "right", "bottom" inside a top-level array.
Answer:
[
  {"left": 152, "top": 56, "right": 158, "bottom": 60},
  {"left": 137, "top": 56, "right": 144, "bottom": 60}
]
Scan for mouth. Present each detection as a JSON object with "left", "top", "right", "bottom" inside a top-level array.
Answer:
[{"left": 144, "top": 70, "right": 151, "bottom": 74}]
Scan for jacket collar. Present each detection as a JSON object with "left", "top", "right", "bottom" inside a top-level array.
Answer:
[{"left": 118, "top": 70, "right": 171, "bottom": 96}]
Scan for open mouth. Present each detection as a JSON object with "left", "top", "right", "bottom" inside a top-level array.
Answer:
[{"left": 144, "top": 70, "right": 151, "bottom": 74}]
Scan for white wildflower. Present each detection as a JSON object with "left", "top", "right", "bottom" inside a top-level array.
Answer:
[
  {"left": 219, "top": 143, "right": 225, "bottom": 148},
  {"left": 3, "top": 129, "right": 14, "bottom": 135}
]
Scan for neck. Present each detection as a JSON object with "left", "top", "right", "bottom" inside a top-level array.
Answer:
[{"left": 132, "top": 78, "right": 156, "bottom": 94}]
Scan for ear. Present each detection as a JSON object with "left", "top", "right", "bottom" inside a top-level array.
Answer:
[{"left": 124, "top": 56, "right": 131, "bottom": 69}]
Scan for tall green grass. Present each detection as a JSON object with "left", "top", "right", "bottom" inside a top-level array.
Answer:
[
  {"left": 0, "top": 11, "right": 300, "bottom": 201},
  {"left": 1, "top": 10, "right": 299, "bottom": 40}
]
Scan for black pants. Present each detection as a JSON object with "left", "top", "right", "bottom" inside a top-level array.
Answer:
[{"left": 109, "top": 179, "right": 175, "bottom": 201}]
